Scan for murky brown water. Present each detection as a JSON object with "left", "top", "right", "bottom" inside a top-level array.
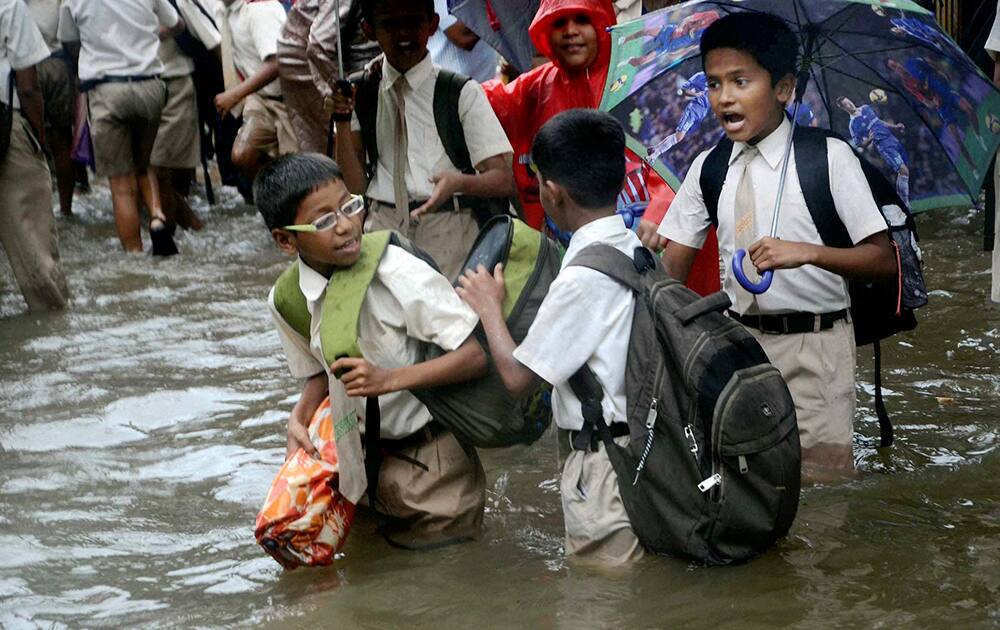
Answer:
[{"left": 1, "top": 186, "right": 998, "bottom": 628}]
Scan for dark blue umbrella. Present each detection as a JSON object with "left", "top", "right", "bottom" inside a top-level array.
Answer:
[{"left": 447, "top": 0, "right": 539, "bottom": 73}]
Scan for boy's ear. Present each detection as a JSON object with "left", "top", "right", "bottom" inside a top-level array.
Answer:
[
  {"left": 775, "top": 73, "right": 796, "bottom": 104},
  {"left": 271, "top": 228, "right": 299, "bottom": 256},
  {"left": 429, "top": 11, "right": 440, "bottom": 33}
]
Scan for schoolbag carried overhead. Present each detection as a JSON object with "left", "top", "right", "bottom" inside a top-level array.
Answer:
[
  {"left": 568, "top": 245, "right": 800, "bottom": 565},
  {"left": 699, "top": 126, "right": 928, "bottom": 447}
]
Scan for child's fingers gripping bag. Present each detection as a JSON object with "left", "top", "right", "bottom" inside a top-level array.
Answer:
[{"left": 255, "top": 397, "right": 356, "bottom": 569}]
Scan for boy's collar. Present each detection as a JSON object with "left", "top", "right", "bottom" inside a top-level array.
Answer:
[
  {"left": 297, "top": 257, "right": 330, "bottom": 304},
  {"left": 729, "top": 117, "right": 791, "bottom": 170},
  {"left": 562, "top": 214, "right": 627, "bottom": 266},
  {"left": 382, "top": 53, "right": 433, "bottom": 92}
]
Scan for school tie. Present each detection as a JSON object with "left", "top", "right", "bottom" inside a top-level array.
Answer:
[
  {"left": 220, "top": 6, "right": 244, "bottom": 117},
  {"left": 392, "top": 79, "right": 410, "bottom": 223},
  {"left": 733, "top": 145, "right": 760, "bottom": 313}
]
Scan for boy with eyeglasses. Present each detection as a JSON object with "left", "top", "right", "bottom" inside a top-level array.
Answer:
[{"left": 255, "top": 152, "right": 489, "bottom": 550}]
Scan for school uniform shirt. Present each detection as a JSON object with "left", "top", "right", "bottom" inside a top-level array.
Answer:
[
  {"left": 219, "top": 0, "right": 285, "bottom": 98},
  {"left": 268, "top": 246, "right": 479, "bottom": 439},
  {"left": 0, "top": 0, "right": 50, "bottom": 109},
  {"left": 513, "top": 215, "right": 638, "bottom": 432},
  {"left": 26, "top": 0, "right": 61, "bottom": 54},
  {"left": 159, "top": 0, "right": 222, "bottom": 79},
  {"left": 58, "top": 0, "right": 178, "bottom": 83},
  {"left": 659, "top": 118, "right": 887, "bottom": 315},
  {"left": 350, "top": 53, "right": 512, "bottom": 205},
  {"left": 428, "top": 0, "right": 498, "bottom": 83}
]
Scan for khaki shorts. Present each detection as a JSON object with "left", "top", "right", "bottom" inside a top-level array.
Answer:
[
  {"left": 367, "top": 200, "right": 480, "bottom": 282},
  {"left": 151, "top": 75, "right": 200, "bottom": 169},
  {"left": 747, "top": 317, "right": 856, "bottom": 472},
  {"left": 86, "top": 79, "right": 166, "bottom": 178},
  {"left": 234, "top": 93, "right": 298, "bottom": 160},
  {"left": 372, "top": 428, "right": 486, "bottom": 549},
  {"left": 560, "top": 435, "right": 644, "bottom": 565},
  {"left": 36, "top": 55, "right": 74, "bottom": 133}
]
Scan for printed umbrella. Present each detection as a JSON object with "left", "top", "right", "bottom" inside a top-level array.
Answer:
[
  {"left": 447, "top": 0, "right": 540, "bottom": 73},
  {"left": 601, "top": 0, "right": 1000, "bottom": 290}
]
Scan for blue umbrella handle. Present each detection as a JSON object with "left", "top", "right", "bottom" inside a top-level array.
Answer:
[{"left": 732, "top": 249, "right": 773, "bottom": 294}]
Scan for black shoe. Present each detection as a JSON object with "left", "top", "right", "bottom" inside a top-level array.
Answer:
[{"left": 150, "top": 219, "right": 179, "bottom": 256}]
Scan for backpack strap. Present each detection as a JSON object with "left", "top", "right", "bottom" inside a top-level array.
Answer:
[
  {"left": 699, "top": 136, "right": 733, "bottom": 228},
  {"left": 433, "top": 69, "right": 474, "bottom": 174},
  {"left": 565, "top": 244, "right": 657, "bottom": 295},
  {"left": 272, "top": 263, "right": 311, "bottom": 340},
  {"left": 792, "top": 127, "right": 853, "bottom": 248},
  {"left": 350, "top": 58, "right": 383, "bottom": 180}
]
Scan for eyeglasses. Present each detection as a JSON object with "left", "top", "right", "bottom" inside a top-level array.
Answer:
[{"left": 283, "top": 195, "right": 366, "bottom": 232}]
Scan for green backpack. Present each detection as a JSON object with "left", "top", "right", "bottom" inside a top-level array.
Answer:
[{"left": 272, "top": 217, "right": 559, "bottom": 448}]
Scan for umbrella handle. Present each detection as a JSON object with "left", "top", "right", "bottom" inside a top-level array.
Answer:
[{"left": 732, "top": 249, "right": 773, "bottom": 294}]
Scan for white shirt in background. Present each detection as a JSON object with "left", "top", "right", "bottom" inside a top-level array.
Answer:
[
  {"left": 159, "top": 0, "right": 222, "bottom": 79},
  {"left": 25, "top": 0, "right": 61, "bottom": 54},
  {"left": 513, "top": 215, "right": 638, "bottom": 432},
  {"left": 218, "top": 0, "right": 284, "bottom": 98},
  {"left": 659, "top": 118, "right": 887, "bottom": 315},
  {"left": 0, "top": 0, "right": 50, "bottom": 108},
  {"left": 350, "top": 53, "right": 512, "bottom": 204},
  {"left": 58, "top": 0, "right": 178, "bottom": 82},
  {"left": 428, "top": 0, "right": 497, "bottom": 83}
]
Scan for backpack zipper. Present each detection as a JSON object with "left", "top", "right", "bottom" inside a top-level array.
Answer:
[{"left": 632, "top": 359, "right": 665, "bottom": 485}]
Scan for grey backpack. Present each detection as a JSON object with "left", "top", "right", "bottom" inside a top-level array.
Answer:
[{"left": 567, "top": 244, "right": 801, "bottom": 564}]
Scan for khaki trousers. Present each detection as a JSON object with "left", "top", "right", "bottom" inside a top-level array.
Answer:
[
  {"left": 235, "top": 94, "right": 299, "bottom": 159},
  {"left": 366, "top": 200, "right": 479, "bottom": 282},
  {"left": 747, "top": 317, "right": 856, "bottom": 477},
  {"left": 372, "top": 429, "right": 486, "bottom": 550},
  {"left": 151, "top": 75, "right": 200, "bottom": 169},
  {"left": 86, "top": 79, "right": 166, "bottom": 177},
  {"left": 0, "top": 113, "right": 69, "bottom": 311},
  {"left": 560, "top": 435, "right": 645, "bottom": 565}
]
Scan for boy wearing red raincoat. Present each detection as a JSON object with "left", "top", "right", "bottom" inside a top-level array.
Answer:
[{"left": 483, "top": 0, "right": 720, "bottom": 295}]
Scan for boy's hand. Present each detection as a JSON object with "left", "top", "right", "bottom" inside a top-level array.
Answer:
[
  {"left": 287, "top": 409, "right": 319, "bottom": 460},
  {"left": 636, "top": 219, "right": 667, "bottom": 252},
  {"left": 411, "top": 171, "right": 464, "bottom": 219},
  {"left": 331, "top": 357, "right": 395, "bottom": 397},
  {"left": 324, "top": 83, "right": 356, "bottom": 120},
  {"left": 214, "top": 89, "right": 242, "bottom": 118},
  {"left": 456, "top": 263, "right": 506, "bottom": 320},
  {"left": 748, "top": 236, "right": 815, "bottom": 271}
]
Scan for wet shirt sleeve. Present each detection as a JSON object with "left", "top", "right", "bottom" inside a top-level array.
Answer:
[
  {"left": 987, "top": 6, "right": 1000, "bottom": 59},
  {"left": 268, "top": 287, "right": 325, "bottom": 379},
  {"left": 153, "top": 0, "right": 180, "bottom": 30},
  {"left": 177, "top": 0, "right": 221, "bottom": 50},
  {"left": 375, "top": 246, "right": 479, "bottom": 352},
  {"left": 458, "top": 80, "right": 514, "bottom": 167},
  {"left": 826, "top": 138, "right": 889, "bottom": 245},
  {"left": 56, "top": 1, "right": 78, "bottom": 43},
  {"left": 657, "top": 150, "right": 712, "bottom": 249},
  {"left": 5, "top": 1, "right": 50, "bottom": 71},
  {"left": 249, "top": 2, "right": 285, "bottom": 61}
]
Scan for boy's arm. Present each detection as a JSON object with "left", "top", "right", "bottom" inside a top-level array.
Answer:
[
  {"left": 13, "top": 66, "right": 45, "bottom": 145},
  {"left": 331, "top": 337, "right": 487, "bottom": 397},
  {"left": 657, "top": 152, "right": 712, "bottom": 280},
  {"left": 456, "top": 265, "right": 540, "bottom": 398},
  {"left": 214, "top": 56, "right": 279, "bottom": 118},
  {"left": 748, "top": 231, "right": 896, "bottom": 282},
  {"left": 661, "top": 241, "right": 701, "bottom": 282},
  {"left": 411, "top": 153, "right": 515, "bottom": 218},
  {"left": 329, "top": 85, "right": 369, "bottom": 195},
  {"left": 287, "top": 372, "right": 328, "bottom": 459}
]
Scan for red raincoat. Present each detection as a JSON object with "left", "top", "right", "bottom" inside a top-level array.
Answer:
[{"left": 484, "top": 0, "right": 720, "bottom": 295}]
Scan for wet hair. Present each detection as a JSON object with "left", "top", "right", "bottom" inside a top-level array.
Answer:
[
  {"left": 253, "top": 153, "right": 344, "bottom": 232},
  {"left": 361, "top": 0, "right": 434, "bottom": 25},
  {"left": 699, "top": 12, "right": 799, "bottom": 85},
  {"left": 532, "top": 109, "right": 625, "bottom": 210}
]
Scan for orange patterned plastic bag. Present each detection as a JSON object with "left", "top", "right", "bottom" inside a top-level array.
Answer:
[{"left": 255, "top": 397, "right": 356, "bottom": 568}]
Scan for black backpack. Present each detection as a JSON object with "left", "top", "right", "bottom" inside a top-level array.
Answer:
[
  {"left": 350, "top": 58, "right": 511, "bottom": 227},
  {"left": 699, "top": 126, "right": 928, "bottom": 448},
  {"left": 0, "top": 73, "right": 14, "bottom": 163},
  {"left": 568, "top": 245, "right": 800, "bottom": 565}
]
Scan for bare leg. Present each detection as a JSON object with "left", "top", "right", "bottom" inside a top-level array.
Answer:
[
  {"left": 109, "top": 174, "right": 143, "bottom": 252},
  {"left": 155, "top": 166, "right": 203, "bottom": 231},
  {"left": 49, "top": 126, "right": 75, "bottom": 216}
]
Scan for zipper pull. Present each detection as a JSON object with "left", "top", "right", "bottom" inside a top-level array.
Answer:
[
  {"left": 684, "top": 425, "right": 699, "bottom": 458},
  {"left": 645, "top": 398, "right": 658, "bottom": 429},
  {"left": 698, "top": 473, "right": 722, "bottom": 493},
  {"left": 738, "top": 455, "right": 748, "bottom": 474}
]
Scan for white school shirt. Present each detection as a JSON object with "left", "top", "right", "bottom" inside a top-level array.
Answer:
[
  {"left": 350, "top": 52, "right": 512, "bottom": 205},
  {"left": 0, "top": 0, "right": 50, "bottom": 109},
  {"left": 218, "top": 0, "right": 284, "bottom": 98},
  {"left": 268, "top": 246, "right": 479, "bottom": 439},
  {"left": 428, "top": 0, "right": 498, "bottom": 84},
  {"left": 58, "top": 0, "right": 178, "bottom": 82},
  {"left": 159, "top": 0, "right": 222, "bottom": 78},
  {"left": 513, "top": 215, "right": 638, "bottom": 432},
  {"left": 987, "top": 3, "right": 1000, "bottom": 59},
  {"left": 26, "top": 0, "right": 61, "bottom": 54},
  {"left": 659, "top": 118, "right": 887, "bottom": 315}
]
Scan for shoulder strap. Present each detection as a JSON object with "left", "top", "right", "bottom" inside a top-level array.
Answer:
[
  {"left": 433, "top": 69, "right": 474, "bottom": 173},
  {"left": 350, "top": 59, "right": 383, "bottom": 179},
  {"left": 272, "top": 262, "right": 311, "bottom": 340},
  {"left": 565, "top": 244, "right": 656, "bottom": 295},
  {"left": 792, "top": 127, "right": 853, "bottom": 248},
  {"left": 699, "top": 137, "right": 733, "bottom": 228},
  {"left": 317, "top": 231, "right": 393, "bottom": 365}
]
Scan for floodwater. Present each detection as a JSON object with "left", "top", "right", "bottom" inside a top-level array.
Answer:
[{"left": 1, "top": 185, "right": 998, "bottom": 629}]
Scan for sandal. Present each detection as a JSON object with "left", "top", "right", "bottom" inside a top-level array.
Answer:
[{"left": 150, "top": 215, "right": 179, "bottom": 257}]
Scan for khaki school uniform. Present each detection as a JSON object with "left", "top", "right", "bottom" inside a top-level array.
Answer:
[
  {"left": 0, "top": 0, "right": 68, "bottom": 311},
  {"left": 152, "top": 0, "right": 220, "bottom": 170},
  {"left": 269, "top": 247, "right": 485, "bottom": 549},
  {"left": 58, "top": 0, "right": 175, "bottom": 178},
  {"left": 26, "top": 0, "right": 73, "bottom": 134},
  {"left": 220, "top": 0, "right": 296, "bottom": 158},
  {"left": 513, "top": 216, "right": 645, "bottom": 565},
  {"left": 350, "top": 53, "right": 513, "bottom": 281},
  {"left": 659, "top": 118, "right": 888, "bottom": 472}
]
